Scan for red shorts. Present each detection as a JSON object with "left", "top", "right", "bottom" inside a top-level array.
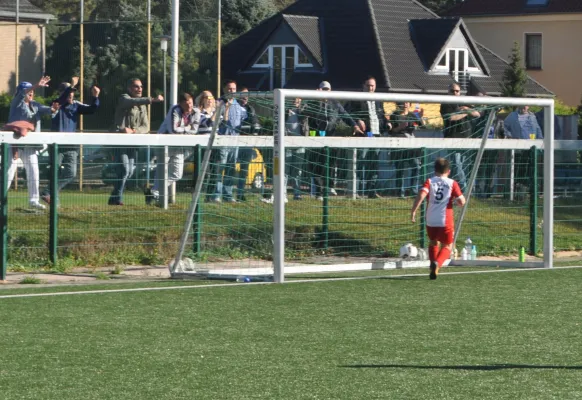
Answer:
[{"left": 426, "top": 226, "right": 454, "bottom": 245}]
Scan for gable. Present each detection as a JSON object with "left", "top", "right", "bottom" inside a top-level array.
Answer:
[{"left": 283, "top": 15, "right": 323, "bottom": 66}]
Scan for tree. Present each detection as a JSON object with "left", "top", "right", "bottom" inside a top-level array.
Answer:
[
  {"left": 500, "top": 41, "right": 528, "bottom": 98},
  {"left": 418, "top": 0, "right": 461, "bottom": 15},
  {"left": 272, "top": 0, "right": 296, "bottom": 10},
  {"left": 221, "top": 0, "right": 277, "bottom": 44}
]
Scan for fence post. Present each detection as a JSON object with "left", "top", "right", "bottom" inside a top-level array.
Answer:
[
  {"left": 1, "top": 143, "right": 9, "bottom": 281},
  {"left": 420, "top": 147, "right": 427, "bottom": 249},
  {"left": 322, "top": 146, "right": 330, "bottom": 249},
  {"left": 529, "top": 146, "right": 538, "bottom": 255},
  {"left": 193, "top": 145, "right": 202, "bottom": 254},
  {"left": 49, "top": 143, "right": 59, "bottom": 266}
]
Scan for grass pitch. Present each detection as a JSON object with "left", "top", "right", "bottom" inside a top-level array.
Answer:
[{"left": 1, "top": 267, "right": 581, "bottom": 399}]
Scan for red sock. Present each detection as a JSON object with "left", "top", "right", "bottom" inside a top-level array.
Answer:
[
  {"left": 429, "top": 245, "right": 439, "bottom": 262},
  {"left": 436, "top": 247, "right": 451, "bottom": 268}
]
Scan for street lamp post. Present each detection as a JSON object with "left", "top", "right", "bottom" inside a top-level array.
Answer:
[{"left": 160, "top": 35, "right": 170, "bottom": 113}]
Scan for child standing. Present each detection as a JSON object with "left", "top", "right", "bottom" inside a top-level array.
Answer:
[{"left": 411, "top": 158, "right": 466, "bottom": 280}]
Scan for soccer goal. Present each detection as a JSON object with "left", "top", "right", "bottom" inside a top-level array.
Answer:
[
  {"left": 167, "top": 89, "right": 557, "bottom": 282},
  {"left": 267, "top": 89, "right": 555, "bottom": 282}
]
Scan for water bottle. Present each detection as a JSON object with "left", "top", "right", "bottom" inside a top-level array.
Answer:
[
  {"left": 519, "top": 246, "right": 525, "bottom": 262},
  {"left": 461, "top": 247, "right": 468, "bottom": 260},
  {"left": 453, "top": 248, "right": 458, "bottom": 260},
  {"left": 465, "top": 237, "right": 473, "bottom": 254},
  {"left": 471, "top": 245, "right": 477, "bottom": 260}
]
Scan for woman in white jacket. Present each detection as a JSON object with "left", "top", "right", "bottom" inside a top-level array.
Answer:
[{"left": 145, "top": 93, "right": 201, "bottom": 205}]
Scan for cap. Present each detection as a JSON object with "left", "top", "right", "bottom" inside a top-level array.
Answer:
[
  {"left": 17, "top": 82, "right": 33, "bottom": 92},
  {"left": 318, "top": 81, "right": 331, "bottom": 90},
  {"left": 58, "top": 82, "right": 77, "bottom": 94}
]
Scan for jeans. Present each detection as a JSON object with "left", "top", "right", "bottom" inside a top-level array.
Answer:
[
  {"left": 450, "top": 152, "right": 468, "bottom": 190},
  {"left": 237, "top": 147, "right": 254, "bottom": 196},
  {"left": 41, "top": 149, "right": 78, "bottom": 197},
  {"left": 109, "top": 149, "right": 135, "bottom": 203},
  {"left": 153, "top": 148, "right": 189, "bottom": 195},
  {"left": 285, "top": 148, "right": 306, "bottom": 197},
  {"left": 357, "top": 148, "right": 380, "bottom": 197},
  {"left": 208, "top": 147, "right": 238, "bottom": 200},
  {"left": 392, "top": 149, "right": 421, "bottom": 195}
]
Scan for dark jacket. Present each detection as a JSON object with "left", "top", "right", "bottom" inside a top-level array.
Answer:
[
  {"left": 240, "top": 102, "right": 261, "bottom": 135},
  {"left": 389, "top": 110, "right": 422, "bottom": 138},
  {"left": 440, "top": 103, "right": 473, "bottom": 138},
  {"left": 52, "top": 87, "right": 99, "bottom": 132},
  {"left": 303, "top": 99, "right": 356, "bottom": 136},
  {"left": 348, "top": 100, "right": 387, "bottom": 137}
]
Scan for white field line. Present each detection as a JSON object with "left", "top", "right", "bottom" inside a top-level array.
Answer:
[{"left": 0, "top": 265, "right": 581, "bottom": 300}]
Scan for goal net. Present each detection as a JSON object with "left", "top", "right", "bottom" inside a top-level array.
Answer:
[{"left": 170, "top": 89, "right": 556, "bottom": 282}]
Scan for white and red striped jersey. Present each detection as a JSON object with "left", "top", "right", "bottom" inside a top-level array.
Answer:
[{"left": 421, "top": 176, "right": 462, "bottom": 228}]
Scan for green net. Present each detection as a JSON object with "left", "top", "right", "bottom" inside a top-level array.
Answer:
[{"left": 3, "top": 93, "right": 581, "bottom": 276}]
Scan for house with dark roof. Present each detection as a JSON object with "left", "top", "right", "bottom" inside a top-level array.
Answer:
[
  {"left": 222, "top": 0, "right": 552, "bottom": 99},
  {"left": 0, "top": 0, "right": 55, "bottom": 93},
  {"left": 446, "top": 0, "right": 582, "bottom": 106}
]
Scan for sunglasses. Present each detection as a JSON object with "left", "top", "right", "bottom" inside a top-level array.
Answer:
[
  {"left": 204, "top": 96, "right": 214, "bottom": 99},
  {"left": 133, "top": 85, "right": 143, "bottom": 89},
  {"left": 450, "top": 89, "right": 460, "bottom": 93}
]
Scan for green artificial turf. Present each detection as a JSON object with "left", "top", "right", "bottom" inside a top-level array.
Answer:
[{"left": 0, "top": 267, "right": 581, "bottom": 399}]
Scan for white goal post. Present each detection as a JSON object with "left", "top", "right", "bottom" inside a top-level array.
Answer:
[{"left": 273, "top": 89, "right": 555, "bottom": 283}]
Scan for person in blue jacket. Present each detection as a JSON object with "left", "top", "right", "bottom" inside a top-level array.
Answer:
[{"left": 40, "top": 77, "right": 100, "bottom": 205}]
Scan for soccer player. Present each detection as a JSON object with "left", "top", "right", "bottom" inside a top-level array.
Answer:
[{"left": 410, "top": 158, "right": 466, "bottom": 280}]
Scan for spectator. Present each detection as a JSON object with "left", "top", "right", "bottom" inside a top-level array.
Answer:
[
  {"left": 389, "top": 102, "right": 424, "bottom": 197},
  {"left": 262, "top": 97, "right": 307, "bottom": 204},
  {"left": 440, "top": 83, "right": 480, "bottom": 190},
  {"left": 503, "top": 106, "right": 543, "bottom": 194},
  {"left": 349, "top": 76, "right": 390, "bottom": 198},
  {"left": 534, "top": 109, "right": 561, "bottom": 139},
  {"left": 109, "top": 78, "right": 163, "bottom": 206},
  {"left": 196, "top": 90, "right": 216, "bottom": 134},
  {"left": 40, "top": 77, "right": 100, "bottom": 205},
  {"left": 285, "top": 98, "right": 308, "bottom": 200},
  {"left": 303, "top": 81, "right": 361, "bottom": 200},
  {"left": 6, "top": 76, "right": 59, "bottom": 210},
  {"left": 504, "top": 106, "right": 543, "bottom": 140},
  {"left": 237, "top": 87, "right": 261, "bottom": 201},
  {"left": 146, "top": 93, "right": 201, "bottom": 205},
  {"left": 206, "top": 80, "right": 247, "bottom": 203},
  {"left": 468, "top": 89, "right": 500, "bottom": 198}
]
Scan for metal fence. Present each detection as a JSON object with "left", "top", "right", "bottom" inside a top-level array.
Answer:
[{"left": 1, "top": 133, "right": 581, "bottom": 278}]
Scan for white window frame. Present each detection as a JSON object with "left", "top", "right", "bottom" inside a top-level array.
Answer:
[
  {"left": 253, "top": 48, "right": 271, "bottom": 68},
  {"left": 524, "top": 32, "right": 543, "bottom": 70},
  {"left": 252, "top": 45, "right": 313, "bottom": 69},
  {"left": 294, "top": 46, "right": 313, "bottom": 68},
  {"left": 432, "top": 48, "right": 482, "bottom": 75}
]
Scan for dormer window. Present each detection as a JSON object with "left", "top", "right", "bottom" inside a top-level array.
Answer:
[
  {"left": 252, "top": 45, "right": 313, "bottom": 69},
  {"left": 251, "top": 45, "right": 314, "bottom": 89},
  {"left": 433, "top": 48, "right": 481, "bottom": 80}
]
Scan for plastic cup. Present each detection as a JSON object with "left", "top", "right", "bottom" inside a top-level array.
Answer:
[
  {"left": 309, "top": 130, "right": 316, "bottom": 137},
  {"left": 366, "top": 132, "right": 373, "bottom": 137},
  {"left": 319, "top": 130, "right": 326, "bottom": 137},
  {"left": 529, "top": 133, "right": 536, "bottom": 140}
]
